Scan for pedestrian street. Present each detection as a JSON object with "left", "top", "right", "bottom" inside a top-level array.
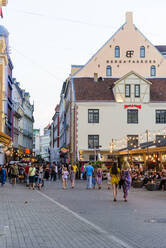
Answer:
[{"left": 0, "top": 180, "right": 166, "bottom": 248}]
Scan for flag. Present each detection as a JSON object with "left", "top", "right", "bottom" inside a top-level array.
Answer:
[{"left": 0, "top": 8, "right": 3, "bottom": 18}]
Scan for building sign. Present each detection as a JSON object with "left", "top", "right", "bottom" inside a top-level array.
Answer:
[
  {"left": 60, "top": 147, "right": 68, "bottom": 153},
  {"left": 108, "top": 59, "right": 156, "bottom": 64},
  {"left": 25, "top": 149, "right": 30, "bottom": 154},
  {"left": 124, "top": 104, "right": 141, "bottom": 109},
  {"left": 126, "top": 50, "right": 134, "bottom": 58}
]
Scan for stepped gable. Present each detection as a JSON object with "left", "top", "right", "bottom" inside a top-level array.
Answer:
[{"left": 73, "top": 77, "right": 117, "bottom": 101}]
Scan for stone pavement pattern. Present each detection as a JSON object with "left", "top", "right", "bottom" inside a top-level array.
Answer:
[{"left": 0, "top": 181, "right": 166, "bottom": 248}]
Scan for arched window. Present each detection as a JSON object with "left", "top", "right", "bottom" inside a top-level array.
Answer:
[
  {"left": 151, "top": 65, "right": 156, "bottom": 76},
  {"left": 115, "top": 46, "right": 120, "bottom": 58},
  {"left": 140, "top": 46, "right": 145, "bottom": 58},
  {"left": 106, "top": 66, "right": 112, "bottom": 76}
]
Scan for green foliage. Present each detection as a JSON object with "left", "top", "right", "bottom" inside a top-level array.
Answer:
[{"left": 91, "top": 161, "right": 103, "bottom": 168}]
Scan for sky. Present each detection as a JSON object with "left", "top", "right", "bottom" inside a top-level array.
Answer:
[{"left": 1, "top": 0, "right": 166, "bottom": 132}]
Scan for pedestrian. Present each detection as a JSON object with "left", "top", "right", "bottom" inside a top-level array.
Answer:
[
  {"left": 92, "top": 167, "right": 97, "bottom": 189},
  {"left": 50, "top": 164, "right": 56, "bottom": 181},
  {"left": 25, "top": 163, "right": 30, "bottom": 186},
  {"left": 110, "top": 162, "right": 120, "bottom": 201},
  {"left": 44, "top": 166, "right": 50, "bottom": 180},
  {"left": 29, "top": 164, "right": 36, "bottom": 190},
  {"left": 0, "top": 165, "right": 7, "bottom": 186},
  {"left": 85, "top": 163, "right": 94, "bottom": 189},
  {"left": 70, "top": 166, "right": 75, "bottom": 188},
  {"left": 106, "top": 169, "right": 111, "bottom": 190},
  {"left": 96, "top": 167, "right": 102, "bottom": 189},
  {"left": 80, "top": 164, "right": 84, "bottom": 180},
  {"left": 38, "top": 165, "right": 44, "bottom": 190},
  {"left": 73, "top": 163, "right": 78, "bottom": 179},
  {"left": 121, "top": 161, "right": 132, "bottom": 202},
  {"left": 62, "top": 167, "right": 69, "bottom": 189},
  {"left": 11, "top": 163, "right": 19, "bottom": 185}
]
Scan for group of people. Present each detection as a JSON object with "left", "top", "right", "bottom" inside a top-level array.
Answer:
[
  {"left": 75, "top": 161, "right": 132, "bottom": 202},
  {"left": 4, "top": 160, "right": 166, "bottom": 202},
  {"left": 130, "top": 165, "right": 166, "bottom": 191}
]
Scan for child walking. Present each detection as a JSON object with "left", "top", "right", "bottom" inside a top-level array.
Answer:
[
  {"left": 96, "top": 167, "right": 102, "bottom": 190},
  {"left": 62, "top": 167, "right": 69, "bottom": 189}
]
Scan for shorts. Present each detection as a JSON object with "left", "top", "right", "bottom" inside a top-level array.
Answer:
[
  {"left": 29, "top": 176, "right": 35, "bottom": 183},
  {"left": 38, "top": 178, "right": 42, "bottom": 184},
  {"left": 11, "top": 175, "right": 17, "bottom": 178}
]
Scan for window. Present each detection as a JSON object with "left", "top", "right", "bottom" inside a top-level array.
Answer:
[
  {"left": 115, "top": 46, "right": 120, "bottom": 58},
  {"left": 156, "top": 110, "right": 166, "bottom": 123},
  {"left": 88, "top": 135, "right": 99, "bottom": 149},
  {"left": 106, "top": 66, "right": 112, "bottom": 76},
  {"left": 89, "top": 155, "right": 97, "bottom": 161},
  {"left": 88, "top": 109, "right": 99, "bottom": 123},
  {"left": 125, "top": 84, "right": 130, "bottom": 97},
  {"left": 151, "top": 65, "right": 156, "bottom": 76},
  {"left": 140, "top": 46, "right": 145, "bottom": 58},
  {"left": 127, "top": 135, "right": 139, "bottom": 149},
  {"left": 127, "top": 109, "right": 138, "bottom": 124},
  {"left": 135, "top": 85, "right": 140, "bottom": 97},
  {"left": 156, "top": 135, "right": 166, "bottom": 147}
]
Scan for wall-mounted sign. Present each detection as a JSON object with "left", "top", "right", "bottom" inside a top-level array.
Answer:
[
  {"left": 25, "top": 149, "right": 30, "bottom": 154},
  {"left": 126, "top": 50, "right": 134, "bottom": 58},
  {"left": 124, "top": 104, "right": 141, "bottom": 109},
  {"left": 60, "top": 147, "right": 68, "bottom": 153}
]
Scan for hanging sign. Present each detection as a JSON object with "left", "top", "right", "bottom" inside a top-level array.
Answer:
[{"left": 124, "top": 104, "right": 141, "bottom": 109}]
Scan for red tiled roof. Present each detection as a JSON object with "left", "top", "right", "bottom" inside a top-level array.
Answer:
[
  {"left": 73, "top": 77, "right": 166, "bottom": 102},
  {"left": 74, "top": 77, "right": 117, "bottom": 101},
  {"left": 148, "top": 78, "right": 166, "bottom": 101}
]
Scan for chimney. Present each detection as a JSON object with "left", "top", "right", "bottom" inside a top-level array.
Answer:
[
  {"left": 94, "top": 73, "right": 98, "bottom": 82},
  {"left": 126, "top": 12, "right": 133, "bottom": 26}
]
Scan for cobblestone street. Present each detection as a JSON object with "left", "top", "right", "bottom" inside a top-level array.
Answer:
[{"left": 0, "top": 180, "right": 166, "bottom": 248}]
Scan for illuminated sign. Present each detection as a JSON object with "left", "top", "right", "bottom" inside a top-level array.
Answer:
[{"left": 124, "top": 104, "right": 141, "bottom": 109}]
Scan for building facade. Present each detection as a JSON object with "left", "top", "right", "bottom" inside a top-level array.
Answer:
[
  {"left": 50, "top": 104, "right": 60, "bottom": 164},
  {"left": 22, "top": 92, "right": 34, "bottom": 151},
  {"left": 62, "top": 12, "right": 166, "bottom": 163},
  {"left": 40, "top": 124, "right": 50, "bottom": 162},
  {"left": 33, "top": 129, "right": 40, "bottom": 156}
]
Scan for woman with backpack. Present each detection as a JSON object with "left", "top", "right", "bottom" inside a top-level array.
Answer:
[
  {"left": 110, "top": 162, "right": 120, "bottom": 201},
  {"left": 96, "top": 167, "right": 102, "bottom": 190}
]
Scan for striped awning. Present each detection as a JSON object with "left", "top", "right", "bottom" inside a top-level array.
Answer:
[{"left": 0, "top": 131, "right": 11, "bottom": 145}]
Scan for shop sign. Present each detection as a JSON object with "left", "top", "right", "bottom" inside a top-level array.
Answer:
[
  {"left": 60, "top": 147, "right": 68, "bottom": 153},
  {"left": 25, "top": 149, "right": 30, "bottom": 154},
  {"left": 124, "top": 104, "right": 141, "bottom": 109}
]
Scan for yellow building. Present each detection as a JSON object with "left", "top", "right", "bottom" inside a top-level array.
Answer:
[
  {"left": 0, "top": 26, "right": 11, "bottom": 166},
  {"left": 0, "top": 0, "right": 8, "bottom": 6}
]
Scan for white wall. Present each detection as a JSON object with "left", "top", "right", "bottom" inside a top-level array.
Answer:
[{"left": 77, "top": 101, "right": 166, "bottom": 151}]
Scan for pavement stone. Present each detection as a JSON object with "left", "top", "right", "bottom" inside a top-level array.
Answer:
[{"left": 0, "top": 180, "right": 166, "bottom": 248}]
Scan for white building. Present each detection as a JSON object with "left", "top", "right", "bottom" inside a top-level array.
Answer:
[
  {"left": 33, "top": 129, "right": 40, "bottom": 156},
  {"left": 40, "top": 125, "right": 50, "bottom": 162},
  {"left": 63, "top": 12, "right": 166, "bottom": 163}
]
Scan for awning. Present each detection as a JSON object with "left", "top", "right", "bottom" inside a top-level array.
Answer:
[{"left": 0, "top": 131, "right": 11, "bottom": 146}]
